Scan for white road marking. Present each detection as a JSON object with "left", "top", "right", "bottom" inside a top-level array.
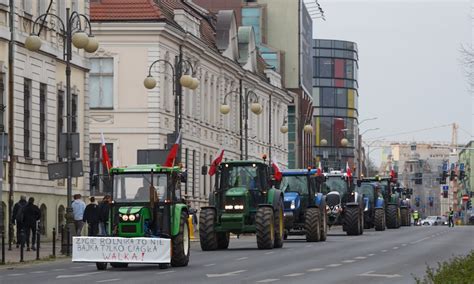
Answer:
[
  {"left": 8, "top": 274, "right": 25, "bottom": 276},
  {"left": 257, "top": 279, "right": 280, "bottom": 283},
  {"left": 204, "top": 263, "right": 216, "bottom": 267},
  {"left": 236, "top": 257, "right": 248, "bottom": 260},
  {"left": 401, "top": 244, "right": 407, "bottom": 247},
  {"left": 88, "top": 264, "right": 96, "bottom": 267},
  {"left": 57, "top": 272, "right": 103, "bottom": 279},
  {"left": 358, "top": 271, "right": 401, "bottom": 278},
  {"left": 53, "top": 269, "right": 65, "bottom": 271},
  {"left": 307, "top": 268, "right": 325, "bottom": 272},
  {"left": 206, "top": 270, "right": 247, "bottom": 278},
  {"left": 72, "top": 266, "right": 83, "bottom": 269},
  {"left": 31, "top": 271, "right": 46, "bottom": 274},
  {"left": 411, "top": 237, "right": 431, "bottom": 244},
  {"left": 326, "top": 264, "right": 342, "bottom": 267},
  {"left": 342, "top": 260, "right": 356, "bottom": 263},
  {"left": 381, "top": 250, "right": 388, "bottom": 252},
  {"left": 355, "top": 256, "right": 366, "bottom": 260},
  {"left": 96, "top": 279, "right": 120, "bottom": 283},
  {"left": 367, "top": 253, "right": 375, "bottom": 256},
  {"left": 392, "top": 247, "right": 399, "bottom": 250},
  {"left": 305, "top": 245, "right": 313, "bottom": 248},
  {"left": 284, "top": 273, "right": 305, "bottom": 277},
  {"left": 156, "top": 271, "right": 175, "bottom": 275},
  {"left": 265, "top": 252, "right": 274, "bottom": 255}
]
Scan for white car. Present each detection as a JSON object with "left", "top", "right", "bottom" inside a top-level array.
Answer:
[{"left": 421, "top": 216, "right": 447, "bottom": 226}]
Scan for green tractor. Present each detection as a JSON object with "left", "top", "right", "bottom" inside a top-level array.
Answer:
[
  {"left": 374, "top": 177, "right": 402, "bottom": 229},
  {"left": 73, "top": 164, "right": 190, "bottom": 270},
  {"left": 199, "top": 160, "right": 285, "bottom": 250}
]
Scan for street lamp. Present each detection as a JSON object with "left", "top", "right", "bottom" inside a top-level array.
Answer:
[
  {"left": 359, "top": 117, "right": 378, "bottom": 126},
  {"left": 144, "top": 51, "right": 199, "bottom": 154},
  {"left": 280, "top": 116, "right": 313, "bottom": 134},
  {"left": 220, "top": 90, "right": 263, "bottom": 159},
  {"left": 25, "top": 8, "right": 98, "bottom": 245},
  {"left": 363, "top": 139, "right": 385, "bottom": 177}
]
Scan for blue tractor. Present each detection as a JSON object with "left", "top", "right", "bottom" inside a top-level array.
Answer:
[
  {"left": 356, "top": 180, "right": 386, "bottom": 231},
  {"left": 280, "top": 169, "right": 327, "bottom": 242}
]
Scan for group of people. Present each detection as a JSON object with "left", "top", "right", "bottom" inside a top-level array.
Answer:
[
  {"left": 12, "top": 195, "right": 41, "bottom": 251},
  {"left": 73, "top": 194, "right": 111, "bottom": 236}
]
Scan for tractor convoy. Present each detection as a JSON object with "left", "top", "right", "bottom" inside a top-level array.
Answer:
[{"left": 71, "top": 157, "right": 415, "bottom": 271}]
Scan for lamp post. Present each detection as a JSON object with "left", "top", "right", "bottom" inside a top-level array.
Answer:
[
  {"left": 25, "top": 8, "right": 99, "bottom": 241},
  {"left": 357, "top": 128, "right": 379, "bottom": 178},
  {"left": 220, "top": 89, "right": 263, "bottom": 159},
  {"left": 364, "top": 139, "right": 384, "bottom": 177},
  {"left": 359, "top": 117, "right": 378, "bottom": 126},
  {"left": 280, "top": 115, "right": 313, "bottom": 166},
  {"left": 144, "top": 48, "right": 199, "bottom": 160}
]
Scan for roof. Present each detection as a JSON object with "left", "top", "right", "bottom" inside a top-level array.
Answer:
[{"left": 90, "top": 0, "right": 164, "bottom": 21}]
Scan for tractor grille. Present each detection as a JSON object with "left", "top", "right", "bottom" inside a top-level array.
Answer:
[
  {"left": 121, "top": 225, "right": 136, "bottom": 233},
  {"left": 284, "top": 201, "right": 292, "bottom": 210},
  {"left": 225, "top": 197, "right": 245, "bottom": 212},
  {"left": 326, "top": 194, "right": 341, "bottom": 207}
]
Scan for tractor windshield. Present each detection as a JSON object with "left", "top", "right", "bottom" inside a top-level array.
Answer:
[
  {"left": 114, "top": 173, "right": 167, "bottom": 202},
  {"left": 356, "top": 183, "right": 375, "bottom": 203},
  {"left": 325, "top": 176, "right": 348, "bottom": 195},
  {"left": 280, "top": 175, "right": 308, "bottom": 195},
  {"left": 220, "top": 164, "right": 260, "bottom": 191}
]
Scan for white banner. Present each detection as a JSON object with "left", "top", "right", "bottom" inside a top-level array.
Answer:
[{"left": 72, "top": 237, "right": 171, "bottom": 263}]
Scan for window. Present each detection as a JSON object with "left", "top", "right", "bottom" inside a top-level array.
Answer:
[
  {"left": 72, "top": 93, "right": 78, "bottom": 132},
  {"left": 317, "top": 58, "right": 333, "bottom": 78},
  {"left": 57, "top": 90, "right": 64, "bottom": 160},
  {"left": 335, "top": 88, "right": 347, "bottom": 108},
  {"left": 89, "top": 143, "right": 113, "bottom": 194},
  {"left": 38, "top": 0, "right": 48, "bottom": 16},
  {"left": 40, "top": 83, "right": 47, "bottom": 160},
  {"left": 0, "top": 73, "right": 5, "bottom": 132},
  {"left": 22, "top": 0, "right": 32, "bottom": 15},
  {"left": 56, "top": 0, "right": 66, "bottom": 27},
  {"left": 24, "top": 79, "right": 31, "bottom": 158},
  {"left": 321, "top": 87, "right": 335, "bottom": 107},
  {"left": 90, "top": 58, "right": 114, "bottom": 109}
]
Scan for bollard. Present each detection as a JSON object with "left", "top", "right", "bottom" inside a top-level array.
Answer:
[
  {"left": 52, "top": 228, "right": 56, "bottom": 258},
  {"left": 1, "top": 230, "right": 5, "bottom": 265},
  {"left": 66, "top": 227, "right": 70, "bottom": 257},
  {"left": 20, "top": 228, "right": 25, "bottom": 262},
  {"left": 36, "top": 229, "right": 40, "bottom": 260}
]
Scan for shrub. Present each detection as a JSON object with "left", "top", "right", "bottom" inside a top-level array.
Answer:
[{"left": 415, "top": 250, "right": 474, "bottom": 284}]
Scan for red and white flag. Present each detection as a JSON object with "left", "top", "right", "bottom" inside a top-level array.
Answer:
[
  {"left": 164, "top": 131, "right": 181, "bottom": 167},
  {"left": 316, "top": 161, "right": 323, "bottom": 176},
  {"left": 101, "top": 133, "right": 112, "bottom": 172},
  {"left": 345, "top": 162, "right": 352, "bottom": 178},
  {"left": 208, "top": 148, "right": 225, "bottom": 176},
  {"left": 390, "top": 165, "right": 397, "bottom": 181},
  {"left": 272, "top": 159, "right": 282, "bottom": 182}
]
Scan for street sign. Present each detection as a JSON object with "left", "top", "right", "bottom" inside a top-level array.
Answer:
[
  {"left": 47, "top": 160, "right": 84, "bottom": 180},
  {"left": 442, "top": 162, "right": 448, "bottom": 172},
  {"left": 462, "top": 194, "right": 469, "bottom": 201},
  {"left": 58, "top": 133, "right": 80, "bottom": 159},
  {"left": 460, "top": 163, "right": 465, "bottom": 171}
]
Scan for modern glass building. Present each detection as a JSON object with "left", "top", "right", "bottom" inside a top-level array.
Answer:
[{"left": 312, "top": 39, "right": 359, "bottom": 170}]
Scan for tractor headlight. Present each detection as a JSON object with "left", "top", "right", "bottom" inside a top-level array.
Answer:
[
  {"left": 290, "top": 200, "right": 296, "bottom": 210},
  {"left": 122, "top": 214, "right": 129, "bottom": 221},
  {"left": 225, "top": 205, "right": 234, "bottom": 210},
  {"left": 129, "top": 214, "right": 136, "bottom": 221},
  {"left": 234, "top": 205, "right": 244, "bottom": 210}
]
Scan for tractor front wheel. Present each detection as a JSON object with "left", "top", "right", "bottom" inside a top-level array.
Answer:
[
  {"left": 199, "top": 208, "right": 218, "bottom": 251},
  {"left": 217, "top": 232, "right": 230, "bottom": 250},
  {"left": 374, "top": 208, "right": 386, "bottom": 231},
  {"left": 256, "top": 207, "right": 275, "bottom": 249},
  {"left": 110, "top": 263, "right": 128, "bottom": 268},
  {"left": 96, "top": 262, "right": 107, "bottom": 270},
  {"left": 319, "top": 201, "right": 328, "bottom": 242},
  {"left": 386, "top": 205, "right": 398, "bottom": 229},
  {"left": 345, "top": 206, "right": 361, "bottom": 236},
  {"left": 171, "top": 211, "right": 190, "bottom": 267},
  {"left": 273, "top": 199, "right": 285, "bottom": 248},
  {"left": 305, "top": 208, "right": 321, "bottom": 242},
  {"left": 400, "top": 208, "right": 409, "bottom": 226}
]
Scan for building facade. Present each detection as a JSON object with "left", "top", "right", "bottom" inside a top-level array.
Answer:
[
  {"left": 0, "top": 0, "right": 91, "bottom": 240},
  {"left": 312, "top": 39, "right": 359, "bottom": 171},
  {"left": 90, "top": 0, "right": 291, "bottom": 210},
  {"left": 458, "top": 141, "right": 473, "bottom": 222}
]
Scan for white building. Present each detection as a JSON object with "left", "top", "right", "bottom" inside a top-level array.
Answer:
[{"left": 90, "top": 0, "right": 291, "bottom": 209}]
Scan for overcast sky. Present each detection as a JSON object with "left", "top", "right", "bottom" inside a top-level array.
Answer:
[{"left": 306, "top": 0, "right": 472, "bottom": 164}]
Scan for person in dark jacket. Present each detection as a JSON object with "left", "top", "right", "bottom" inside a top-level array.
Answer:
[
  {"left": 12, "top": 195, "right": 27, "bottom": 248},
  {"left": 98, "top": 195, "right": 111, "bottom": 236},
  {"left": 83, "top": 197, "right": 100, "bottom": 236},
  {"left": 22, "top": 197, "right": 41, "bottom": 251}
]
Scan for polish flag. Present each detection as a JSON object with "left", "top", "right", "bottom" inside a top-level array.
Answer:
[
  {"left": 390, "top": 166, "right": 397, "bottom": 181},
  {"left": 101, "top": 133, "right": 112, "bottom": 172},
  {"left": 345, "top": 162, "right": 352, "bottom": 178},
  {"left": 208, "top": 148, "right": 225, "bottom": 176},
  {"left": 272, "top": 159, "right": 282, "bottom": 182},
  {"left": 316, "top": 161, "right": 323, "bottom": 176},
  {"left": 164, "top": 132, "right": 182, "bottom": 167}
]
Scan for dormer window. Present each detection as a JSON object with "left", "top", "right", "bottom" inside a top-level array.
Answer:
[{"left": 174, "top": 9, "right": 201, "bottom": 38}]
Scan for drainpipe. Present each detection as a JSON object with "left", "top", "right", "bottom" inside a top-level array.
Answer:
[{"left": 7, "top": 0, "right": 15, "bottom": 250}]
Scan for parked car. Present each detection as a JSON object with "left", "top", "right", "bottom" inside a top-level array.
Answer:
[{"left": 421, "top": 216, "right": 447, "bottom": 226}]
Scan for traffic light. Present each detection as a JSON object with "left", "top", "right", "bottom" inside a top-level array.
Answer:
[
  {"left": 443, "top": 191, "right": 448, "bottom": 198},
  {"left": 467, "top": 200, "right": 472, "bottom": 210},
  {"left": 459, "top": 163, "right": 465, "bottom": 180},
  {"left": 450, "top": 170, "right": 455, "bottom": 181}
]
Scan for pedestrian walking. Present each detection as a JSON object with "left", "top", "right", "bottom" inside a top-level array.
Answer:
[
  {"left": 83, "top": 197, "right": 100, "bottom": 236},
  {"left": 448, "top": 208, "right": 455, "bottom": 227},
  {"left": 72, "top": 194, "right": 86, "bottom": 236},
  {"left": 22, "top": 197, "right": 41, "bottom": 251},
  {"left": 98, "top": 195, "right": 111, "bottom": 236},
  {"left": 12, "top": 195, "right": 27, "bottom": 248}
]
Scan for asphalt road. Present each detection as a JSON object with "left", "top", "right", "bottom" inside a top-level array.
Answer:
[{"left": 1, "top": 225, "right": 473, "bottom": 284}]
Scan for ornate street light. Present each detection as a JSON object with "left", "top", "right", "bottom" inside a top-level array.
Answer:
[
  {"left": 143, "top": 55, "right": 199, "bottom": 149},
  {"left": 341, "top": 138, "right": 349, "bottom": 147},
  {"left": 24, "top": 8, "right": 98, "bottom": 253},
  {"left": 320, "top": 139, "right": 328, "bottom": 146},
  {"left": 280, "top": 116, "right": 313, "bottom": 134}
]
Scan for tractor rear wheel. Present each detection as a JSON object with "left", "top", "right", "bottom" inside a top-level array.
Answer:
[
  {"left": 319, "top": 201, "right": 328, "bottom": 242},
  {"left": 363, "top": 211, "right": 371, "bottom": 229},
  {"left": 217, "top": 232, "right": 230, "bottom": 250},
  {"left": 374, "top": 208, "right": 385, "bottom": 231},
  {"left": 199, "top": 208, "right": 218, "bottom": 251},
  {"left": 386, "top": 205, "right": 398, "bottom": 229},
  {"left": 345, "top": 206, "right": 360, "bottom": 236},
  {"left": 359, "top": 208, "right": 364, "bottom": 235},
  {"left": 171, "top": 211, "right": 190, "bottom": 267},
  {"left": 273, "top": 199, "right": 284, "bottom": 248},
  {"left": 305, "top": 208, "right": 321, "bottom": 242},
  {"left": 110, "top": 263, "right": 128, "bottom": 268},
  {"left": 400, "top": 208, "right": 409, "bottom": 226},
  {"left": 256, "top": 207, "right": 274, "bottom": 249},
  {"left": 96, "top": 262, "right": 107, "bottom": 270}
]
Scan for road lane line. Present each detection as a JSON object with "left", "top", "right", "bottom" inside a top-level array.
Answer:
[
  {"left": 381, "top": 250, "right": 388, "bottom": 252},
  {"left": 410, "top": 236, "right": 430, "bottom": 244},
  {"left": 257, "top": 279, "right": 279, "bottom": 283},
  {"left": 96, "top": 279, "right": 120, "bottom": 283},
  {"left": 265, "top": 252, "right": 274, "bottom": 255},
  {"left": 31, "top": 271, "right": 46, "bottom": 274},
  {"left": 284, "top": 273, "right": 305, "bottom": 277},
  {"left": 236, "top": 257, "right": 248, "bottom": 260},
  {"left": 392, "top": 247, "right": 399, "bottom": 250},
  {"left": 305, "top": 245, "right": 313, "bottom": 248},
  {"left": 307, "top": 268, "right": 325, "bottom": 272},
  {"left": 358, "top": 271, "right": 401, "bottom": 278},
  {"left": 367, "top": 254, "right": 375, "bottom": 256},
  {"left": 57, "top": 272, "right": 103, "bottom": 279},
  {"left": 7, "top": 273, "right": 25, "bottom": 276},
  {"left": 401, "top": 244, "right": 407, "bottom": 247},
  {"left": 206, "top": 270, "right": 247, "bottom": 278},
  {"left": 204, "top": 263, "right": 216, "bottom": 267},
  {"left": 156, "top": 271, "right": 175, "bottom": 275},
  {"left": 342, "top": 260, "right": 356, "bottom": 263},
  {"left": 326, "top": 264, "right": 342, "bottom": 267}
]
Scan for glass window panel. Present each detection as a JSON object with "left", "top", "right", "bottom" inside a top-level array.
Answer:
[
  {"left": 319, "top": 58, "right": 333, "bottom": 77},
  {"left": 334, "top": 41, "right": 344, "bottom": 49},
  {"left": 101, "top": 76, "right": 114, "bottom": 107},
  {"left": 90, "top": 59, "right": 100, "bottom": 73},
  {"left": 347, "top": 89, "right": 355, "bottom": 109},
  {"left": 89, "top": 76, "right": 100, "bottom": 108},
  {"left": 334, "top": 50, "right": 344, "bottom": 58},
  {"left": 345, "top": 60, "right": 354, "bottom": 79},
  {"left": 319, "top": 78, "right": 333, "bottom": 86},
  {"left": 313, "top": 87, "right": 320, "bottom": 105},
  {"left": 319, "top": 49, "right": 332, "bottom": 57},
  {"left": 102, "top": 58, "right": 114, "bottom": 73},
  {"left": 318, "top": 40, "right": 332, "bottom": 48},
  {"left": 322, "top": 108, "right": 335, "bottom": 116},
  {"left": 321, "top": 88, "right": 335, "bottom": 107},
  {"left": 320, "top": 117, "right": 332, "bottom": 146},
  {"left": 336, "top": 88, "right": 347, "bottom": 108},
  {"left": 334, "top": 59, "right": 344, "bottom": 78}
]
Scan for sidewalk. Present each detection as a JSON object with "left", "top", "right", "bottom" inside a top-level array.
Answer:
[{"left": 1, "top": 241, "right": 64, "bottom": 265}]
